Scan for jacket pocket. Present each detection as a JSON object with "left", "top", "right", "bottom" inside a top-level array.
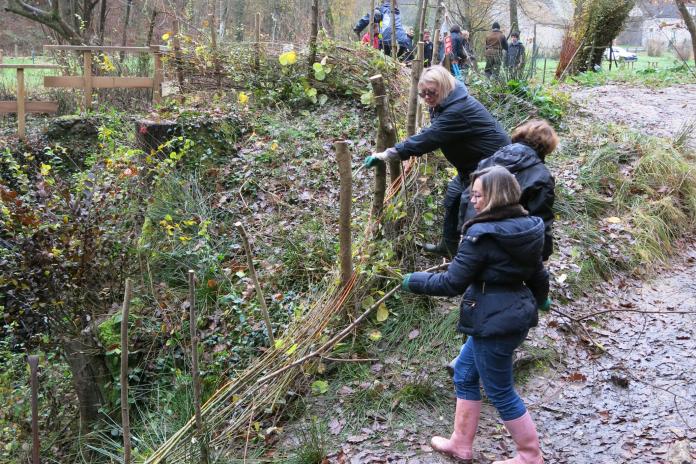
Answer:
[{"left": 457, "top": 299, "right": 477, "bottom": 335}]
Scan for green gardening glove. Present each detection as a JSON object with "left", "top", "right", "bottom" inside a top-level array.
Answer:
[
  {"left": 363, "top": 155, "right": 383, "bottom": 168},
  {"left": 402, "top": 273, "right": 412, "bottom": 291},
  {"left": 539, "top": 297, "right": 551, "bottom": 312}
]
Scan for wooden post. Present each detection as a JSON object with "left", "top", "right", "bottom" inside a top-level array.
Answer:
[
  {"left": 188, "top": 270, "right": 208, "bottom": 463},
  {"left": 172, "top": 19, "right": 185, "bottom": 91},
  {"left": 432, "top": 2, "right": 444, "bottom": 65},
  {"left": 367, "top": 0, "right": 375, "bottom": 45},
  {"left": 151, "top": 47, "right": 162, "bottom": 104},
  {"left": 254, "top": 12, "right": 261, "bottom": 70},
  {"left": 419, "top": 0, "right": 429, "bottom": 40},
  {"left": 308, "top": 0, "right": 319, "bottom": 75},
  {"left": 532, "top": 23, "right": 537, "bottom": 76},
  {"left": 235, "top": 222, "right": 275, "bottom": 346},
  {"left": 16, "top": 67, "right": 25, "bottom": 138},
  {"left": 390, "top": 0, "right": 397, "bottom": 58},
  {"left": 82, "top": 51, "right": 93, "bottom": 111},
  {"left": 369, "top": 75, "right": 400, "bottom": 186},
  {"left": 542, "top": 57, "right": 547, "bottom": 85},
  {"left": 334, "top": 141, "right": 353, "bottom": 287},
  {"left": 406, "top": 41, "right": 424, "bottom": 137},
  {"left": 120, "top": 278, "right": 132, "bottom": 464},
  {"left": 28, "top": 355, "right": 40, "bottom": 464},
  {"left": 0, "top": 49, "right": 3, "bottom": 64}
]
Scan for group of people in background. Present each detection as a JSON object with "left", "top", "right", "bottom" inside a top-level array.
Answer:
[{"left": 354, "top": 2, "right": 527, "bottom": 81}]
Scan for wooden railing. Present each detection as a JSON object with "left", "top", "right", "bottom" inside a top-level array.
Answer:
[
  {"left": 43, "top": 45, "right": 165, "bottom": 111},
  {"left": 0, "top": 63, "right": 60, "bottom": 139}
]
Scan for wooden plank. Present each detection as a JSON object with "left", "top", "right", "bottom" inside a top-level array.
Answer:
[
  {"left": 44, "top": 75, "right": 84, "bottom": 88},
  {"left": 44, "top": 75, "right": 155, "bottom": 89},
  {"left": 0, "top": 101, "right": 59, "bottom": 113},
  {"left": 0, "top": 63, "right": 60, "bottom": 69},
  {"left": 92, "top": 76, "right": 154, "bottom": 88},
  {"left": 83, "top": 51, "right": 92, "bottom": 111},
  {"left": 17, "top": 68, "right": 25, "bottom": 138},
  {"left": 44, "top": 45, "right": 152, "bottom": 53}
]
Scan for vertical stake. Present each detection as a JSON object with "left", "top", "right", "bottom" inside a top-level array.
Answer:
[
  {"left": 368, "top": 0, "right": 375, "bottom": 46},
  {"left": 16, "top": 67, "right": 25, "bottom": 139},
  {"left": 83, "top": 51, "right": 93, "bottom": 111},
  {"left": 334, "top": 141, "right": 353, "bottom": 287},
  {"left": 188, "top": 270, "right": 209, "bottom": 463},
  {"left": 235, "top": 223, "right": 276, "bottom": 346},
  {"left": 120, "top": 278, "right": 132, "bottom": 464},
  {"left": 255, "top": 12, "right": 261, "bottom": 70},
  {"left": 28, "top": 355, "right": 40, "bottom": 464},
  {"left": 151, "top": 46, "right": 163, "bottom": 104},
  {"left": 390, "top": 0, "right": 397, "bottom": 58}
]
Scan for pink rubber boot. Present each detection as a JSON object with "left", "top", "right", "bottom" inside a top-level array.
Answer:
[
  {"left": 493, "top": 411, "right": 544, "bottom": 464},
  {"left": 431, "top": 399, "right": 482, "bottom": 462}
]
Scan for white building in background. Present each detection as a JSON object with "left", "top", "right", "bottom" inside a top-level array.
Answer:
[{"left": 618, "top": 1, "right": 693, "bottom": 50}]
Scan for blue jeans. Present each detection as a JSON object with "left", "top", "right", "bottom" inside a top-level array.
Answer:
[{"left": 453, "top": 332, "right": 528, "bottom": 421}]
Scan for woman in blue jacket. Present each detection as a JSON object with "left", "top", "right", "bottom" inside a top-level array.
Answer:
[
  {"left": 365, "top": 66, "right": 510, "bottom": 257},
  {"left": 403, "top": 166, "right": 547, "bottom": 464}
]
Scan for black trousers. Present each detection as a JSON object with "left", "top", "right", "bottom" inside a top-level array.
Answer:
[{"left": 442, "top": 173, "right": 473, "bottom": 246}]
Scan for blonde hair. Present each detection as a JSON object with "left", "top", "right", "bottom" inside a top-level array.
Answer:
[
  {"left": 511, "top": 119, "right": 559, "bottom": 159},
  {"left": 418, "top": 65, "right": 456, "bottom": 105},
  {"left": 470, "top": 166, "right": 522, "bottom": 213}
]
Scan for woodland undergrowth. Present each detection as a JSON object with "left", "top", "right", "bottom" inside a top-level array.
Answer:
[{"left": 2, "top": 37, "right": 696, "bottom": 463}]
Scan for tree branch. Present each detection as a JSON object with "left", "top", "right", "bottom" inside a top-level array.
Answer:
[{"left": 5, "top": 0, "right": 81, "bottom": 44}]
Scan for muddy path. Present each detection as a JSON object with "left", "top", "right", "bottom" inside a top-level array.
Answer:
[{"left": 569, "top": 83, "right": 696, "bottom": 148}]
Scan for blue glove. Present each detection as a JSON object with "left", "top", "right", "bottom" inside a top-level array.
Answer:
[
  {"left": 402, "top": 273, "right": 412, "bottom": 291},
  {"left": 539, "top": 298, "right": 551, "bottom": 311},
  {"left": 364, "top": 155, "right": 383, "bottom": 168}
]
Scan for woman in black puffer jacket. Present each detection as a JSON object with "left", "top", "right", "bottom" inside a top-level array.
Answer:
[
  {"left": 460, "top": 119, "right": 559, "bottom": 261},
  {"left": 402, "top": 166, "right": 548, "bottom": 464}
]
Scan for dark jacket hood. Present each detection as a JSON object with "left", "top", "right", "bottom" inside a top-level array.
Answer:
[
  {"left": 484, "top": 143, "right": 541, "bottom": 173},
  {"left": 465, "top": 215, "right": 545, "bottom": 263},
  {"left": 437, "top": 81, "right": 469, "bottom": 111}
]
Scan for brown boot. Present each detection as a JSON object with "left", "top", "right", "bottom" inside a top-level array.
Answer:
[
  {"left": 492, "top": 411, "right": 543, "bottom": 464},
  {"left": 431, "top": 399, "right": 481, "bottom": 462}
]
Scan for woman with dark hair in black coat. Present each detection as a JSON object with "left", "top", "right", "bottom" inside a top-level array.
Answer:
[{"left": 402, "top": 166, "right": 547, "bottom": 464}]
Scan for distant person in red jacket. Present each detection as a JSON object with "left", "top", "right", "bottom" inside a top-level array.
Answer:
[{"left": 362, "top": 23, "right": 380, "bottom": 49}]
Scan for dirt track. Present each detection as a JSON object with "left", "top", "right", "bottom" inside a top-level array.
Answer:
[{"left": 570, "top": 84, "right": 696, "bottom": 147}]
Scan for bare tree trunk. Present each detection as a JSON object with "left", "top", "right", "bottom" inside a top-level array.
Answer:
[
  {"left": 414, "top": 0, "right": 426, "bottom": 41},
  {"left": 406, "top": 42, "right": 424, "bottom": 136},
  {"left": 120, "top": 0, "right": 133, "bottom": 63},
  {"left": 675, "top": 0, "right": 696, "bottom": 66},
  {"left": 146, "top": 9, "right": 158, "bottom": 46},
  {"left": 432, "top": 2, "right": 444, "bottom": 64},
  {"left": 63, "top": 337, "right": 111, "bottom": 432},
  {"left": 509, "top": 0, "right": 519, "bottom": 34},
  {"left": 308, "top": 0, "right": 319, "bottom": 73},
  {"left": 321, "top": 0, "right": 334, "bottom": 37},
  {"left": 98, "top": 0, "right": 107, "bottom": 45},
  {"left": 234, "top": 0, "right": 245, "bottom": 41}
]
